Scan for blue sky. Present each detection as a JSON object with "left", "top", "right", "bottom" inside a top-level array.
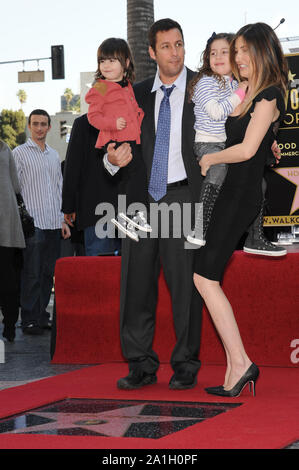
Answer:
[{"left": 0, "top": 0, "right": 297, "bottom": 116}]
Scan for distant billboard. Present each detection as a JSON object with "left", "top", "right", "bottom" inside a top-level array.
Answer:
[{"left": 18, "top": 70, "right": 45, "bottom": 83}]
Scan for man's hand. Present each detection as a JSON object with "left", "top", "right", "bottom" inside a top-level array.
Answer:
[
  {"left": 271, "top": 140, "right": 281, "bottom": 166},
  {"left": 61, "top": 221, "right": 71, "bottom": 239},
  {"left": 107, "top": 142, "right": 132, "bottom": 168},
  {"left": 64, "top": 212, "right": 76, "bottom": 227}
]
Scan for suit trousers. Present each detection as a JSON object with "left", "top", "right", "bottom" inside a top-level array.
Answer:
[{"left": 119, "top": 185, "right": 203, "bottom": 375}]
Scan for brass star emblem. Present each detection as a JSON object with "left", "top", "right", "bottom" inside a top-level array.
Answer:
[{"left": 288, "top": 70, "right": 296, "bottom": 82}]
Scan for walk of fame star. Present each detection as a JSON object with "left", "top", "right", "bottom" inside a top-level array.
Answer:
[
  {"left": 0, "top": 399, "right": 241, "bottom": 439},
  {"left": 8, "top": 406, "right": 204, "bottom": 437},
  {"left": 274, "top": 167, "right": 299, "bottom": 214}
]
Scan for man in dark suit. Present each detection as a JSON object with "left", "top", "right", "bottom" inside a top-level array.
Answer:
[
  {"left": 106, "top": 18, "right": 203, "bottom": 390},
  {"left": 62, "top": 114, "right": 121, "bottom": 255}
]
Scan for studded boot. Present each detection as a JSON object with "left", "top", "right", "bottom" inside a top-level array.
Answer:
[
  {"left": 243, "top": 199, "right": 287, "bottom": 256},
  {"left": 187, "top": 182, "right": 221, "bottom": 246}
]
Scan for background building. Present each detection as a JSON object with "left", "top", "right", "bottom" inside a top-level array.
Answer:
[{"left": 46, "top": 111, "right": 78, "bottom": 161}]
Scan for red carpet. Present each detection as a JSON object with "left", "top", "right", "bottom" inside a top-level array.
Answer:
[
  {"left": 52, "top": 252, "right": 299, "bottom": 367},
  {"left": 0, "top": 363, "right": 298, "bottom": 449}
]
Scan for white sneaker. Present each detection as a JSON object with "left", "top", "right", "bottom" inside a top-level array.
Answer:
[
  {"left": 111, "top": 217, "right": 139, "bottom": 242},
  {"left": 119, "top": 211, "right": 152, "bottom": 232},
  {"left": 186, "top": 232, "right": 206, "bottom": 246}
]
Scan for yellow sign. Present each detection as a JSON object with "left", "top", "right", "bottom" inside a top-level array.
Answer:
[{"left": 264, "top": 215, "right": 299, "bottom": 226}]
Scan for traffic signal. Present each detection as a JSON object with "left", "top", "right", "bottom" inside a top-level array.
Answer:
[
  {"left": 60, "top": 120, "right": 67, "bottom": 138},
  {"left": 51, "top": 45, "right": 65, "bottom": 80}
]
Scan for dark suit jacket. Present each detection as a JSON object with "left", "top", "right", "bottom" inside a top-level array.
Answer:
[
  {"left": 62, "top": 114, "right": 121, "bottom": 231},
  {"left": 119, "top": 69, "right": 204, "bottom": 368},
  {"left": 133, "top": 67, "right": 202, "bottom": 203}
]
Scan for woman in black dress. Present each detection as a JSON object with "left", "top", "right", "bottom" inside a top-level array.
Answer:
[{"left": 193, "top": 23, "right": 289, "bottom": 397}]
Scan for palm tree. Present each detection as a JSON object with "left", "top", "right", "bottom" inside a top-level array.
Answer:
[
  {"left": 70, "top": 96, "right": 80, "bottom": 114},
  {"left": 16, "top": 89, "right": 27, "bottom": 109},
  {"left": 63, "top": 88, "right": 74, "bottom": 111},
  {"left": 127, "top": 0, "right": 156, "bottom": 82}
]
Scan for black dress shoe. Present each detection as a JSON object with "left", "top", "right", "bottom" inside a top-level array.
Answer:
[
  {"left": 117, "top": 370, "right": 157, "bottom": 390},
  {"left": 169, "top": 370, "right": 197, "bottom": 390},
  {"left": 40, "top": 321, "right": 52, "bottom": 330},
  {"left": 22, "top": 323, "right": 44, "bottom": 335}
]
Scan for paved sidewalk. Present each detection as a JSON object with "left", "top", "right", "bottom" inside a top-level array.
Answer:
[{"left": 0, "top": 295, "right": 89, "bottom": 391}]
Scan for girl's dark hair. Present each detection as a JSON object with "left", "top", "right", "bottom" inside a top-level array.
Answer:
[
  {"left": 95, "top": 37, "right": 135, "bottom": 83},
  {"left": 188, "top": 32, "right": 235, "bottom": 101},
  {"left": 230, "top": 22, "right": 289, "bottom": 116}
]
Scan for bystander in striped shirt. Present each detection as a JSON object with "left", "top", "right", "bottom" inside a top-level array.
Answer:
[
  {"left": 192, "top": 74, "right": 240, "bottom": 143},
  {"left": 13, "top": 138, "right": 64, "bottom": 230}
]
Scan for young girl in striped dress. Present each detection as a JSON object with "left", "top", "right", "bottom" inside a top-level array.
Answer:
[{"left": 187, "top": 32, "right": 247, "bottom": 246}]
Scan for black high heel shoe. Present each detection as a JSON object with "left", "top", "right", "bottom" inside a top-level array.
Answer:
[
  {"left": 205, "top": 363, "right": 260, "bottom": 398},
  {"left": 205, "top": 385, "right": 224, "bottom": 394}
]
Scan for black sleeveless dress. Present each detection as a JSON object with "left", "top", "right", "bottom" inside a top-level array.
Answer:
[{"left": 194, "top": 86, "right": 285, "bottom": 281}]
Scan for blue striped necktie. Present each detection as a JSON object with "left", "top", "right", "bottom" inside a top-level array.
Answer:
[{"left": 148, "top": 84, "right": 175, "bottom": 201}]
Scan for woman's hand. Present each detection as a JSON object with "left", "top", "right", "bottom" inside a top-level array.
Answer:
[
  {"left": 199, "top": 154, "right": 212, "bottom": 176},
  {"left": 238, "top": 80, "right": 248, "bottom": 91},
  {"left": 271, "top": 140, "right": 281, "bottom": 165},
  {"left": 64, "top": 212, "right": 76, "bottom": 227},
  {"left": 116, "top": 117, "right": 127, "bottom": 130},
  {"left": 61, "top": 222, "right": 71, "bottom": 239}
]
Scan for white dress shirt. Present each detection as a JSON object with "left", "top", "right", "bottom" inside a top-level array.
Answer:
[
  {"left": 13, "top": 138, "right": 64, "bottom": 230},
  {"left": 151, "top": 65, "right": 187, "bottom": 183}
]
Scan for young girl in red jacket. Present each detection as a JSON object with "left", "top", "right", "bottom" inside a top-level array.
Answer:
[{"left": 85, "top": 37, "right": 151, "bottom": 242}]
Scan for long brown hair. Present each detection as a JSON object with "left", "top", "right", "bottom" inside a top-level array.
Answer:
[
  {"left": 188, "top": 32, "right": 235, "bottom": 101},
  {"left": 95, "top": 37, "right": 135, "bottom": 83},
  {"left": 230, "top": 23, "right": 289, "bottom": 116}
]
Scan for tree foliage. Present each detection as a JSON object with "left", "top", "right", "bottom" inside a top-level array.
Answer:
[
  {"left": 70, "top": 96, "right": 80, "bottom": 113},
  {"left": 0, "top": 109, "right": 26, "bottom": 149},
  {"left": 62, "top": 88, "right": 80, "bottom": 113},
  {"left": 64, "top": 88, "right": 74, "bottom": 111},
  {"left": 16, "top": 89, "right": 27, "bottom": 108}
]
